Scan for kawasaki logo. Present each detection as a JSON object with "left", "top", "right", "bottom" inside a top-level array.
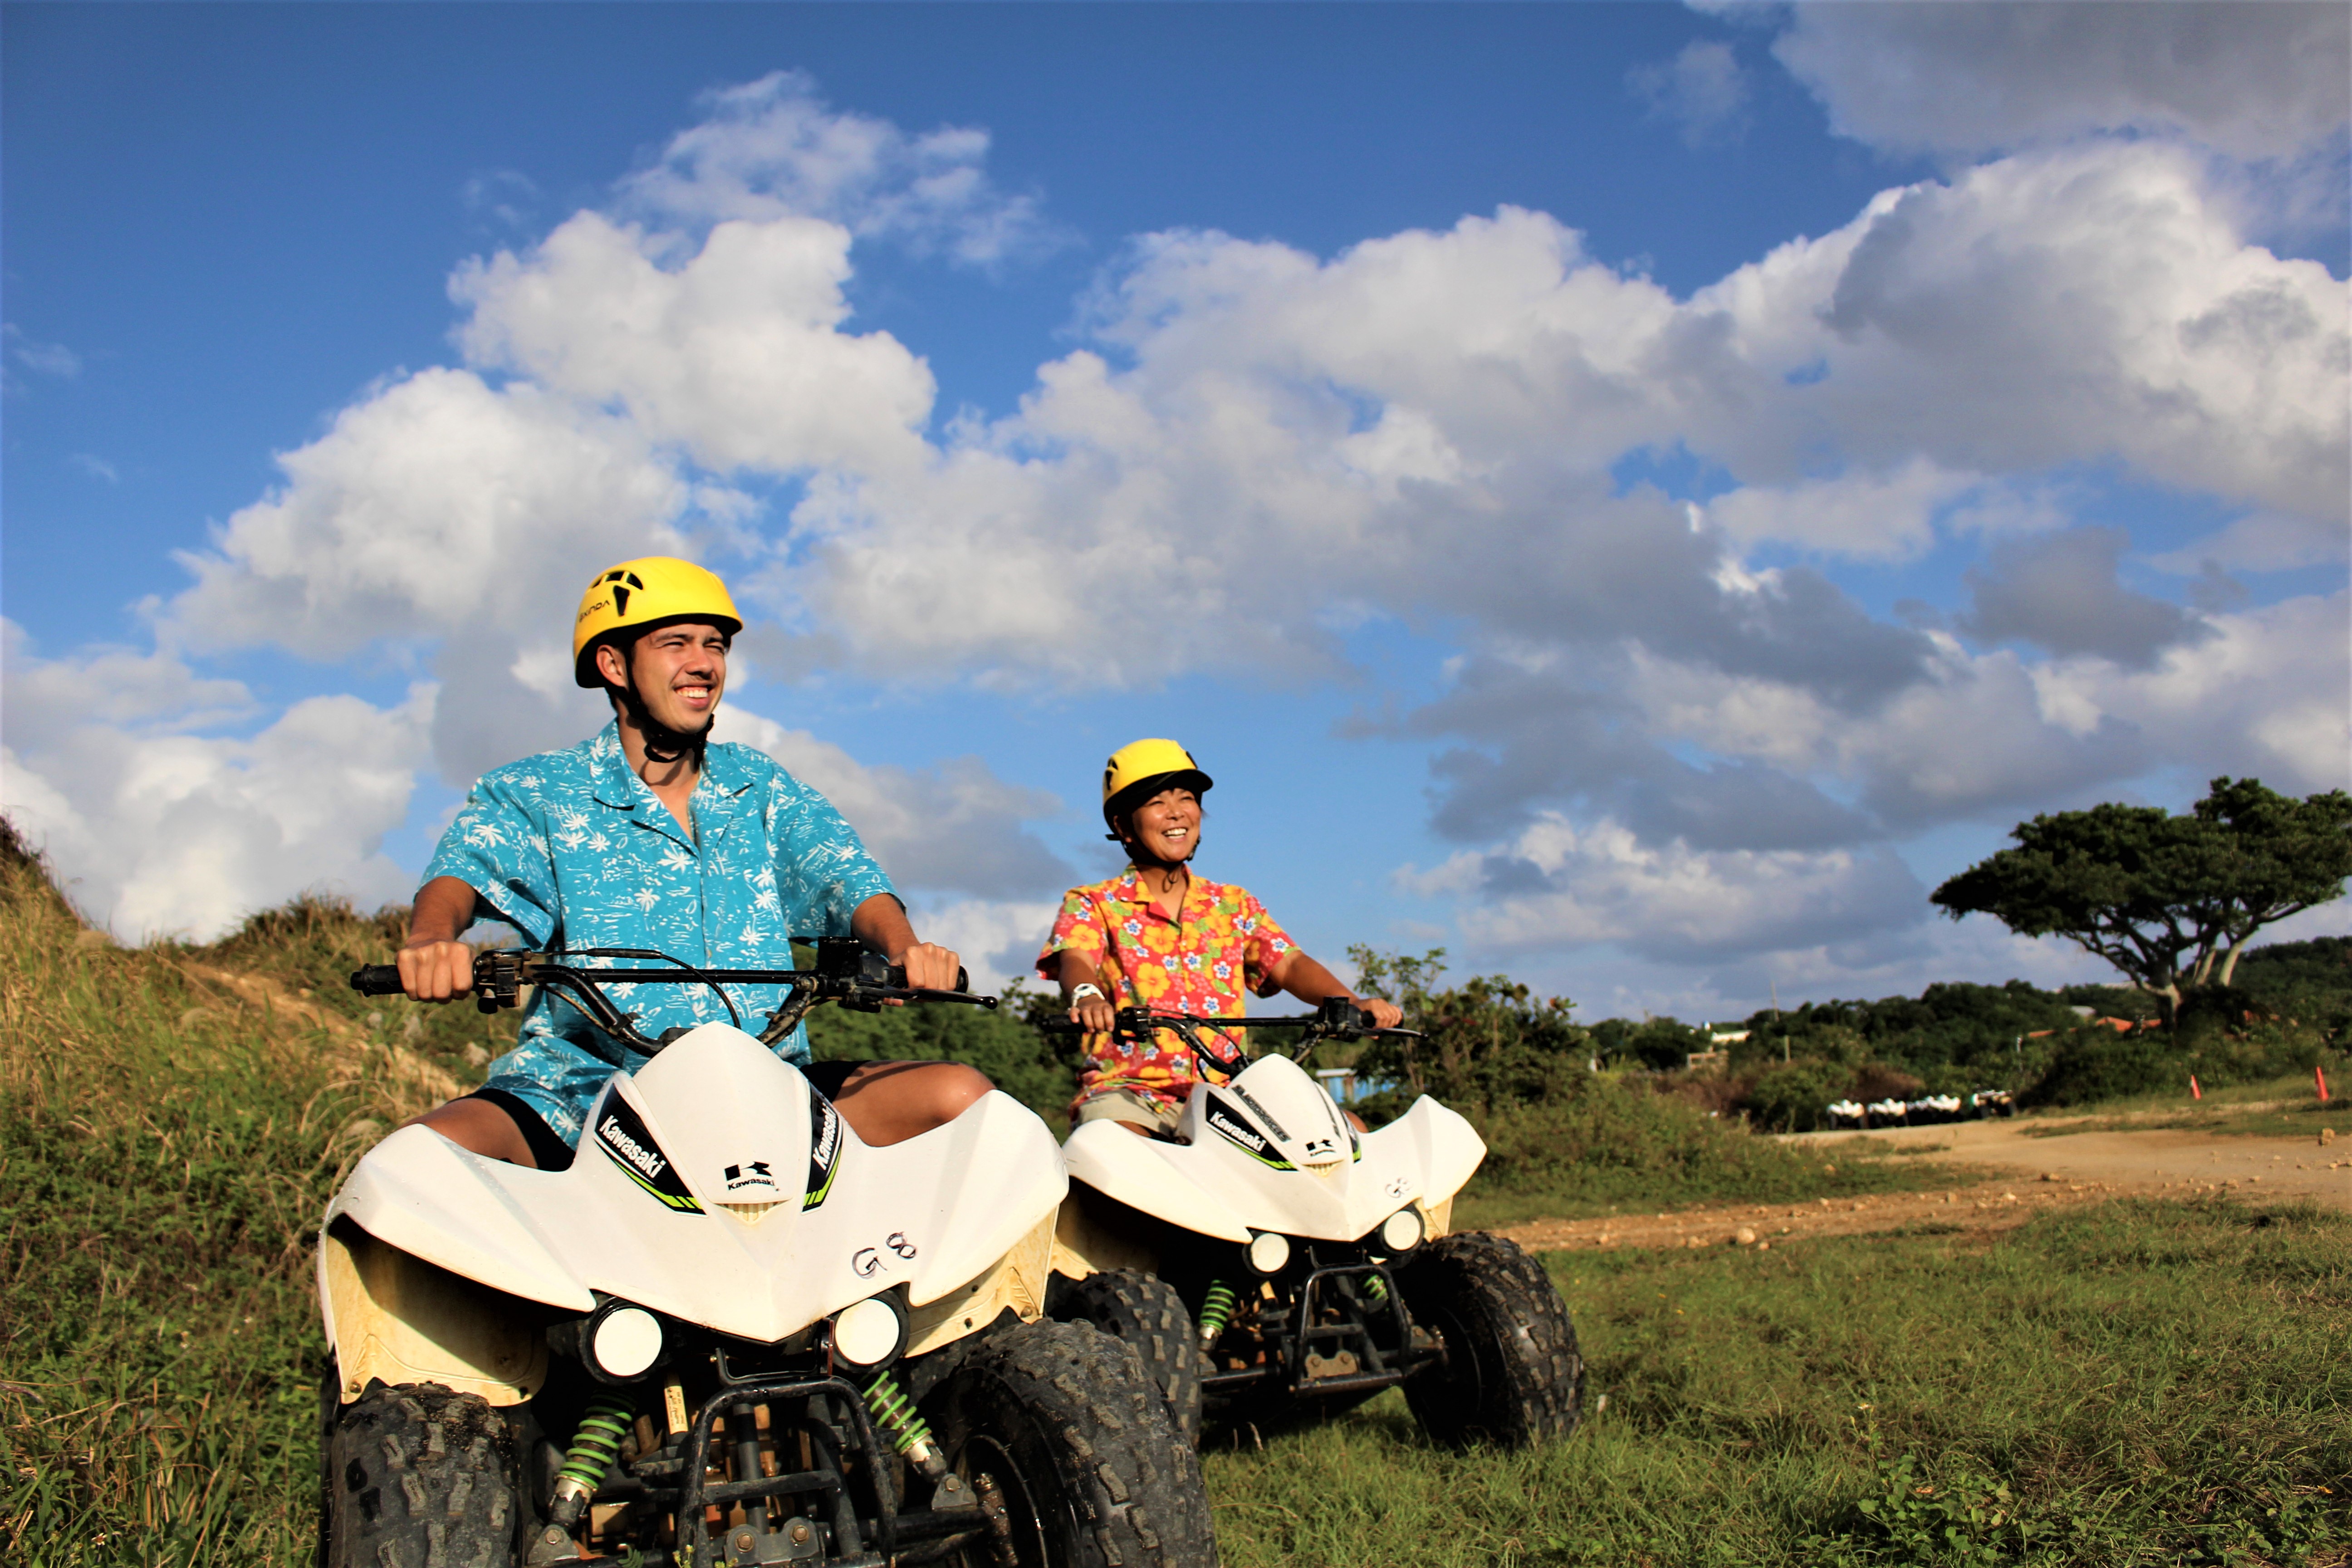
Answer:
[
  {"left": 594, "top": 1097, "right": 702, "bottom": 1213},
  {"left": 1205, "top": 1093, "right": 1295, "bottom": 1171},
  {"left": 1207, "top": 1109, "right": 1265, "bottom": 1153},
  {"left": 804, "top": 1092, "right": 844, "bottom": 1211},
  {"left": 600, "top": 1114, "right": 665, "bottom": 1180}
]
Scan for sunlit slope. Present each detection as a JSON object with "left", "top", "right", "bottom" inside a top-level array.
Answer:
[{"left": 0, "top": 825, "right": 489, "bottom": 1565}]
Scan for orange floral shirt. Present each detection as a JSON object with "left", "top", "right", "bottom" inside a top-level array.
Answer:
[{"left": 1036, "top": 867, "right": 1297, "bottom": 1113}]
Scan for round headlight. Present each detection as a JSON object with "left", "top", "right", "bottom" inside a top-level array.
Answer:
[
  {"left": 589, "top": 1306, "right": 664, "bottom": 1380},
  {"left": 1245, "top": 1231, "right": 1292, "bottom": 1276},
  {"left": 1379, "top": 1208, "right": 1425, "bottom": 1254},
  {"left": 832, "top": 1296, "right": 906, "bottom": 1368}
]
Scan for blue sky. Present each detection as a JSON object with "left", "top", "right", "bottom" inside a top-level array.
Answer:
[{"left": 6, "top": 2, "right": 2348, "bottom": 1021}]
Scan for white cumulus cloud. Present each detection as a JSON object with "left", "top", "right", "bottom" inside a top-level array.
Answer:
[
  {"left": 617, "top": 69, "right": 1058, "bottom": 266},
  {"left": 452, "top": 211, "right": 936, "bottom": 477},
  {"left": 1398, "top": 814, "right": 1926, "bottom": 963},
  {"left": 2, "top": 629, "right": 433, "bottom": 941}
]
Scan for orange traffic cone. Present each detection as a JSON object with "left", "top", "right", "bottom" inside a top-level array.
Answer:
[
  {"left": 2319, "top": 1065, "right": 2332, "bottom": 1103},
  {"left": 2189, "top": 1074, "right": 2202, "bottom": 1100}
]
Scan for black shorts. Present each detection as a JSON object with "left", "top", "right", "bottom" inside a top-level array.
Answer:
[{"left": 466, "top": 1060, "right": 866, "bottom": 1173}]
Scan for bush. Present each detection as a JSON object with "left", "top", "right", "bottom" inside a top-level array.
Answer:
[
  {"left": 1743, "top": 1058, "right": 1851, "bottom": 1132},
  {"left": 803, "top": 978, "right": 1075, "bottom": 1119},
  {"left": 1348, "top": 947, "right": 1590, "bottom": 1113},
  {"left": 2028, "top": 1025, "right": 2181, "bottom": 1107}
]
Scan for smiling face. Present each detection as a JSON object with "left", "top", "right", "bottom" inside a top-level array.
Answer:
[
  {"left": 1124, "top": 786, "right": 1202, "bottom": 866},
  {"left": 596, "top": 620, "right": 729, "bottom": 736}
]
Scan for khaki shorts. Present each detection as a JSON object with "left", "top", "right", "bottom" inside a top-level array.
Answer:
[{"left": 1073, "top": 1088, "right": 1184, "bottom": 1138}]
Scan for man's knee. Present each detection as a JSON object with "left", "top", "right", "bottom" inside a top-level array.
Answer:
[
  {"left": 930, "top": 1063, "right": 993, "bottom": 1118},
  {"left": 406, "top": 1096, "right": 536, "bottom": 1167}
]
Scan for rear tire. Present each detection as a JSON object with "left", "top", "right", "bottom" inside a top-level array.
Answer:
[
  {"left": 923, "top": 1318, "right": 1219, "bottom": 1568},
  {"left": 1047, "top": 1269, "right": 1204, "bottom": 1443},
  {"left": 321, "top": 1381, "right": 521, "bottom": 1568},
  {"left": 1397, "top": 1232, "right": 1582, "bottom": 1449}
]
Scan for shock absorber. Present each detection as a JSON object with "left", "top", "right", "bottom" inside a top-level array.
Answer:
[
  {"left": 547, "top": 1395, "right": 634, "bottom": 1530},
  {"left": 1361, "top": 1270, "right": 1391, "bottom": 1306},
  {"left": 1196, "top": 1279, "right": 1238, "bottom": 1352},
  {"left": 862, "top": 1371, "right": 946, "bottom": 1481}
]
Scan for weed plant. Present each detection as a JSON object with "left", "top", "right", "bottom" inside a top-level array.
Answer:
[{"left": 1204, "top": 1199, "right": 2350, "bottom": 1567}]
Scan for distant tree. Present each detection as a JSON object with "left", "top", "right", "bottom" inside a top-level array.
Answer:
[
  {"left": 1931, "top": 777, "right": 2352, "bottom": 1024},
  {"left": 1588, "top": 1014, "right": 1713, "bottom": 1073}
]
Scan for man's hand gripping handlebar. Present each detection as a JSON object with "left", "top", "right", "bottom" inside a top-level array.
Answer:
[{"left": 352, "top": 937, "right": 993, "bottom": 1065}]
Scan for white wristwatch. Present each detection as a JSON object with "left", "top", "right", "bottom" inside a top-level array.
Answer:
[{"left": 1069, "top": 983, "right": 1107, "bottom": 1005}]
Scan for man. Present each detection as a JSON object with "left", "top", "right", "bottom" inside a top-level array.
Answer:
[
  {"left": 1038, "top": 738, "right": 1403, "bottom": 1138},
  {"left": 397, "top": 555, "right": 989, "bottom": 1168}
]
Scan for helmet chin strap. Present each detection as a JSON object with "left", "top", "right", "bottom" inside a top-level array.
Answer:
[
  {"left": 1118, "top": 822, "right": 1199, "bottom": 874},
  {"left": 617, "top": 675, "right": 711, "bottom": 769}
]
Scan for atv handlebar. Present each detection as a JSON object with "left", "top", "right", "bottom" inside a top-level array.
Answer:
[
  {"left": 1039, "top": 996, "right": 1420, "bottom": 1076},
  {"left": 351, "top": 937, "right": 990, "bottom": 1064}
]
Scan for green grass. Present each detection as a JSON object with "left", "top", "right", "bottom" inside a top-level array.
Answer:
[
  {"left": 6, "top": 827, "right": 2346, "bottom": 1565},
  {"left": 1205, "top": 1199, "right": 2351, "bottom": 1567},
  {"left": 2006, "top": 1072, "right": 2351, "bottom": 1141}
]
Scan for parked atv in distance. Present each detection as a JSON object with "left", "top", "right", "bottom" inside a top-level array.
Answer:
[
  {"left": 1039, "top": 1000, "right": 1582, "bottom": 1450},
  {"left": 324, "top": 941, "right": 1217, "bottom": 1568}
]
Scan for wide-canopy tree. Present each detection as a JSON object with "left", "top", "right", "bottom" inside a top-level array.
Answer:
[{"left": 1932, "top": 777, "right": 2352, "bottom": 1023}]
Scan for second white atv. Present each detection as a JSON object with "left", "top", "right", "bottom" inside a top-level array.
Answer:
[
  {"left": 1041, "top": 1000, "right": 1582, "bottom": 1449},
  {"left": 324, "top": 941, "right": 1217, "bottom": 1568}
]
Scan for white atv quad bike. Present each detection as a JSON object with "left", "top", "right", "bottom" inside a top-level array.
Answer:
[
  {"left": 324, "top": 941, "right": 1216, "bottom": 1568},
  {"left": 1042, "top": 1001, "right": 1582, "bottom": 1450}
]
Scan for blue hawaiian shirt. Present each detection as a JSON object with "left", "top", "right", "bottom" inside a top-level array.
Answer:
[{"left": 424, "top": 722, "right": 896, "bottom": 1146}]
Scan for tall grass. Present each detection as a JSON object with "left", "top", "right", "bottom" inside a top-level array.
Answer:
[{"left": 0, "top": 832, "right": 473, "bottom": 1565}]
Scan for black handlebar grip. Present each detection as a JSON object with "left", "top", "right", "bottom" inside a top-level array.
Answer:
[
  {"left": 350, "top": 965, "right": 405, "bottom": 996},
  {"left": 884, "top": 964, "right": 974, "bottom": 995}
]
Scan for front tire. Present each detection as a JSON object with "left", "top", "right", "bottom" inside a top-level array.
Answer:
[
  {"left": 923, "top": 1318, "right": 1219, "bottom": 1567},
  {"left": 321, "top": 1381, "right": 521, "bottom": 1568},
  {"left": 1397, "top": 1232, "right": 1582, "bottom": 1449},
  {"left": 1047, "top": 1269, "right": 1205, "bottom": 1443}
]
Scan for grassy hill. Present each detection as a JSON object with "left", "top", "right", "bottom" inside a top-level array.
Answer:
[{"left": 0, "top": 827, "right": 483, "bottom": 1560}]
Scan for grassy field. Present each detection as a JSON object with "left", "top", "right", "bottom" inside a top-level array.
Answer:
[
  {"left": 2007, "top": 1075, "right": 2351, "bottom": 1142},
  {"left": 3, "top": 830, "right": 2346, "bottom": 1565},
  {"left": 1206, "top": 1200, "right": 2351, "bottom": 1568}
]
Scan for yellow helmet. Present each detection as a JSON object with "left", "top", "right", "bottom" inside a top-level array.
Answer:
[
  {"left": 1101, "top": 738, "right": 1213, "bottom": 836},
  {"left": 572, "top": 556, "right": 743, "bottom": 688}
]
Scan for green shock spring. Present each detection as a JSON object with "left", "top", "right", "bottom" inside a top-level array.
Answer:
[
  {"left": 863, "top": 1371, "right": 945, "bottom": 1478},
  {"left": 1361, "top": 1271, "right": 1390, "bottom": 1306},
  {"left": 1196, "top": 1279, "right": 1238, "bottom": 1351},
  {"left": 548, "top": 1395, "right": 634, "bottom": 1527}
]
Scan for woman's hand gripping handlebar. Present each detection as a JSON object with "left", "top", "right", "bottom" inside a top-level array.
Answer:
[
  {"left": 1039, "top": 995, "right": 1421, "bottom": 1078},
  {"left": 351, "top": 936, "right": 993, "bottom": 1064}
]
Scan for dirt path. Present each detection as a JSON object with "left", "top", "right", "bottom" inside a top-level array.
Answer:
[
  {"left": 1498, "top": 1117, "right": 2347, "bottom": 1256},
  {"left": 1795, "top": 1114, "right": 2349, "bottom": 1207}
]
